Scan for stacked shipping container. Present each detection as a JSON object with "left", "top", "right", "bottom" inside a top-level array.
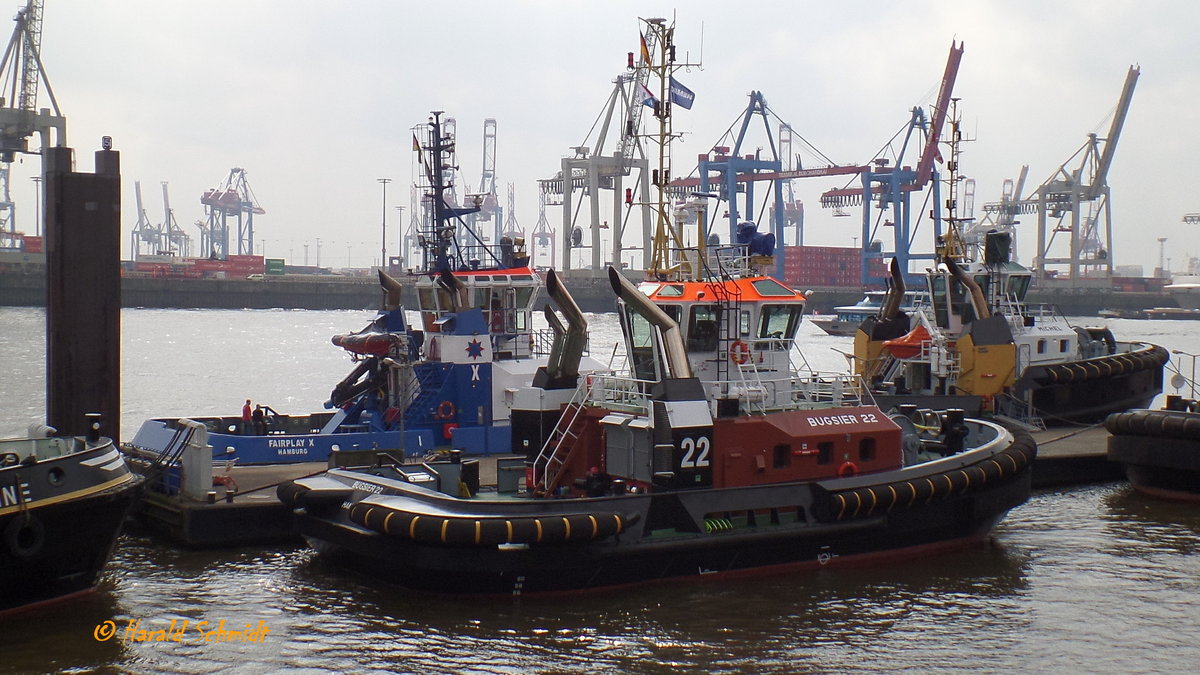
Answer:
[{"left": 780, "top": 245, "right": 885, "bottom": 288}]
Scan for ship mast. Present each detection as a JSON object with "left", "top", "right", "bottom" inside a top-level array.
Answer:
[
  {"left": 937, "top": 98, "right": 971, "bottom": 264},
  {"left": 640, "top": 17, "right": 700, "bottom": 281}
]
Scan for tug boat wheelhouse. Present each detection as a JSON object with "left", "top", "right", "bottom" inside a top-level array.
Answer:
[{"left": 281, "top": 18, "right": 1033, "bottom": 596}]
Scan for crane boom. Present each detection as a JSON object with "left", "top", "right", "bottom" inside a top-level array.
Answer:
[
  {"left": 913, "top": 41, "right": 963, "bottom": 189},
  {"left": 1088, "top": 65, "right": 1139, "bottom": 199}
]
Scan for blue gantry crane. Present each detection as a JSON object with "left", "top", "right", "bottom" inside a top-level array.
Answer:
[
  {"left": 819, "top": 41, "right": 964, "bottom": 286},
  {"left": 672, "top": 90, "right": 867, "bottom": 281}
]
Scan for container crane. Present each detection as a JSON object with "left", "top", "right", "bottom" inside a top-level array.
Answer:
[
  {"left": 531, "top": 190, "right": 554, "bottom": 269},
  {"left": 160, "top": 181, "right": 190, "bottom": 257},
  {"left": 1033, "top": 66, "right": 1139, "bottom": 285},
  {"left": 129, "top": 181, "right": 160, "bottom": 259},
  {"left": 502, "top": 182, "right": 521, "bottom": 240},
  {"left": 673, "top": 90, "right": 855, "bottom": 279},
  {"left": 972, "top": 166, "right": 1033, "bottom": 258},
  {"left": 537, "top": 28, "right": 659, "bottom": 276},
  {"left": 0, "top": 0, "right": 65, "bottom": 240},
  {"left": 199, "top": 168, "right": 264, "bottom": 259},
  {"left": 818, "top": 40, "right": 964, "bottom": 286},
  {"left": 776, "top": 122, "right": 805, "bottom": 246},
  {"left": 465, "top": 118, "right": 501, "bottom": 244}
]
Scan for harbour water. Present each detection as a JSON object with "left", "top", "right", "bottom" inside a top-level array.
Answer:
[{"left": 2, "top": 306, "right": 1200, "bottom": 673}]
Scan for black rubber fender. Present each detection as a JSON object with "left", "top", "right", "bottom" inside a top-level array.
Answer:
[
  {"left": 1106, "top": 409, "right": 1200, "bottom": 442},
  {"left": 276, "top": 481, "right": 309, "bottom": 507},
  {"left": 348, "top": 502, "right": 635, "bottom": 546},
  {"left": 825, "top": 429, "right": 1036, "bottom": 521},
  {"left": 4, "top": 513, "right": 45, "bottom": 559}
]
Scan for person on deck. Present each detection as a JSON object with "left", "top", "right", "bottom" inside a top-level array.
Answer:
[
  {"left": 242, "top": 399, "right": 253, "bottom": 435},
  {"left": 252, "top": 404, "right": 266, "bottom": 435}
]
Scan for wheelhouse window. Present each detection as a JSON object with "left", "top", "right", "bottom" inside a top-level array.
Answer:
[
  {"left": 657, "top": 304, "right": 682, "bottom": 324},
  {"left": 687, "top": 305, "right": 721, "bottom": 352},
  {"left": 759, "top": 304, "right": 801, "bottom": 340},
  {"left": 929, "top": 274, "right": 950, "bottom": 329},
  {"left": 622, "top": 307, "right": 659, "bottom": 381},
  {"left": 750, "top": 278, "right": 798, "bottom": 296},
  {"left": 973, "top": 274, "right": 991, "bottom": 300}
]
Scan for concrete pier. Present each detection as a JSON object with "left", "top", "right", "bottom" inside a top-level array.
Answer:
[{"left": 1031, "top": 425, "right": 1125, "bottom": 488}]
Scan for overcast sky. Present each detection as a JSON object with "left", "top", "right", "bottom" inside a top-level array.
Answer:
[{"left": 11, "top": 0, "right": 1199, "bottom": 275}]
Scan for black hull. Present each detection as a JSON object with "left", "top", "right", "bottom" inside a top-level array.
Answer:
[
  {"left": 292, "top": 430, "right": 1034, "bottom": 595},
  {"left": 1107, "top": 409, "right": 1200, "bottom": 502},
  {"left": 1023, "top": 370, "right": 1162, "bottom": 424},
  {"left": 0, "top": 481, "right": 139, "bottom": 614},
  {"left": 1018, "top": 346, "right": 1167, "bottom": 425},
  {"left": 299, "top": 474, "right": 1028, "bottom": 594}
]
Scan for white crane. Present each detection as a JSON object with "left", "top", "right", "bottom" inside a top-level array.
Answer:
[
  {"left": 0, "top": 0, "right": 65, "bottom": 240},
  {"left": 1033, "top": 66, "right": 1139, "bottom": 284}
]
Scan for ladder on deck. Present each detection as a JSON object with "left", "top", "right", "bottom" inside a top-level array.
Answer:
[
  {"left": 532, "top": 381, "right": 593, "bottom": 496},
  {"left": 406, "top": 365, "right": 449, "bottom": 423}
]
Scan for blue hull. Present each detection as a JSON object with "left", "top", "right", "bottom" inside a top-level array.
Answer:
[{"left": 129, "top": 418, "right": 438, "bottom": 466}]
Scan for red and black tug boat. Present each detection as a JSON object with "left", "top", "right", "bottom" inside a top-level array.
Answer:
[
  {"left": 281, "top": 265, "right": 1034, "bottom": 594},
  {"left": 279, "top": 19, "right": 1033, "bottom": 594}
]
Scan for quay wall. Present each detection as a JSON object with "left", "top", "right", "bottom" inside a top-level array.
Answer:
[{"left": 0, "top": 270, "right": 1179, "bottom": 316}]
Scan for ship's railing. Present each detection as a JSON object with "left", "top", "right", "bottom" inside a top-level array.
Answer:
[
  {"left": 659, "top": 244, "right": 770, "bottom": 281},
  {"left": 920, "top": 337, "right": 961, "bottom": 379},
  {"left": 579, "top": 368, "right": 870, "bottom": 416},
  {"left": 532, "top": 327, "right": 555, "bottom": 356},
  {"left": 777, "top": 371, "right": 870, "bottom": 409},
  {"left": 0, "top": 435, "right": 74, "bottom": 463},
  {"left": 1014, "top": 302, "right": 1068, "bottom": 321},
  {"left": 582, "top": 371, "right": 655, "bottom": 413},
  {"left": 529, "top": 327, "right": 591, "bottom": 358}
]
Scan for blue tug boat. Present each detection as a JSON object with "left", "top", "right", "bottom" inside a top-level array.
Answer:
[{"left": 127, "top": 111, "right": 581, "bottom": 468}]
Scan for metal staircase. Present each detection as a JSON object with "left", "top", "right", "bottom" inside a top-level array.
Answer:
[
  {"left": 532, "top": 381, "right": 593, "bottom": 496},
  {"left": 406, "top": 364, "right": 449, "bottom": 424}
]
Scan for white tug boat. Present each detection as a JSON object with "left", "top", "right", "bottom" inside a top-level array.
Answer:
[{"left": 853, "top": 105, "right": 1167, "bottom": 425}]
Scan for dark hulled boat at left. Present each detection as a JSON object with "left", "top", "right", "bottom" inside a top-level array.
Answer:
[{"left": 1, "top": 420, "right": 141, "bottom": 615}]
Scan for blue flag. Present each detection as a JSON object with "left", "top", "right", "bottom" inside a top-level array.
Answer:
[{"left": 669, "top": 76, "right": 695, "bottom": 110}]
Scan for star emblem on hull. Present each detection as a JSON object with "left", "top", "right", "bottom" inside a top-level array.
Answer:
[{"left": 466, "top": 339, "right": 485, "bottom": 359}]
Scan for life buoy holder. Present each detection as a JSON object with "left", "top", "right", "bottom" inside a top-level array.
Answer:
[
  {"left": 837, "top": 461, "right": 859, "bottom": 478},
  {"left": 730, "top": 340, "right": 751, "bottom": 365},
  {"left": 436, "top": 400, "right": 456, "bottom": 420}
]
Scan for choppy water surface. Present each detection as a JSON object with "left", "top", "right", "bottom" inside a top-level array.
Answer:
[{"left": 2, "top": 308, "right": 1199, "bottom": 673}]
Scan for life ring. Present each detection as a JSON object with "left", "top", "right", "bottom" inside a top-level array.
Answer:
[
  {"left": 730, "top": 340, "right": 751, "bottom": 365},
  {"left": 5, "top": 514, "right": 45, "bottom": 559},
  {"left": 437, "top": 400, "right": 456, "bottom": 420},
  {"left": 837, "top": 461, "right": 859, "bottom": 478}
]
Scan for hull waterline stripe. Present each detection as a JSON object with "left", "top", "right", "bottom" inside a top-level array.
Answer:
[{"left": 0, "top": 473, "right": 136, "bottom": 517}]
